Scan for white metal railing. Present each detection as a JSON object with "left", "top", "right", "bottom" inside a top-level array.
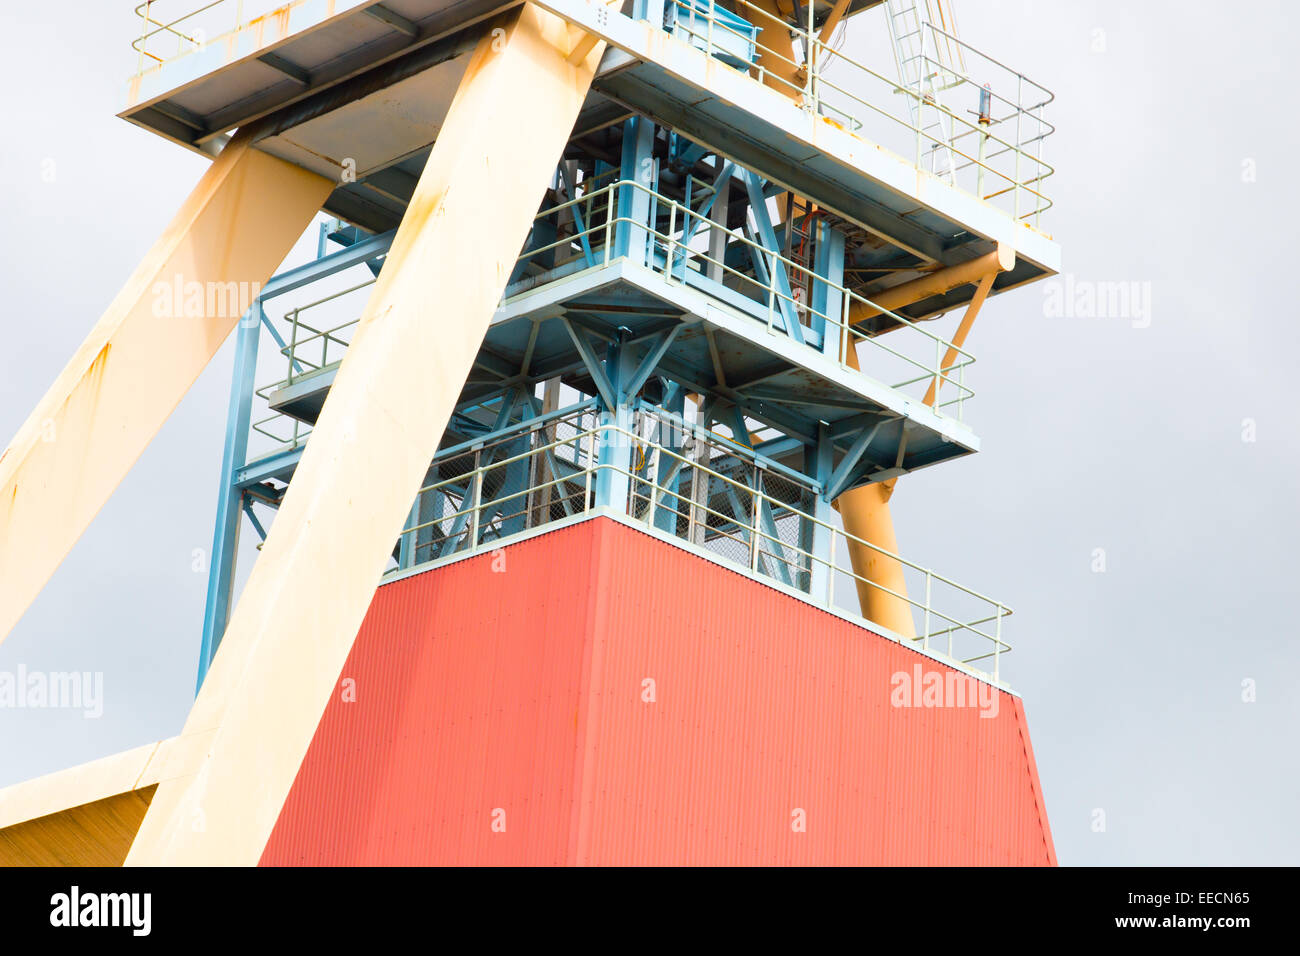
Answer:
[
  {"left": 515, "top": 178, "right": 977, "bottom": 409},
  {"left": 248, "top": 176, "right": 980, "bottom": 461},
  {"left": 131, "top": 0, "right": 294, "bottom": 74},
  {"left": 249, "top": 277, "right": 370, "bottom": 453},
  {"left": 385, "top": 408, "right": 1012, "bottom": 680},
  {"left": 668, "top": 0, "right": 1055, "bottom": 225},
  {"left": 131, "top": 1, "right": 1054, "bottom": 226}
]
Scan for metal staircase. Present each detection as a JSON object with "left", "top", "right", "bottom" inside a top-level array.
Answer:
[{"left": 885, "top": 0, "right": 965, "bottom": 182}]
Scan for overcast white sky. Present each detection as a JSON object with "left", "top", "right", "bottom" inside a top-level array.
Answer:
[{"left": 1, "top": 1, "right": 1297, "bottom": 865}]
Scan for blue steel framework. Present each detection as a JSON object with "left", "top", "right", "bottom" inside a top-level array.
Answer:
[
  {"left": 202, "top": 136, "right": 967, "bottom": 688},
  {"left": 195, "top": 1, "right": 1050, "bottom": 690}
]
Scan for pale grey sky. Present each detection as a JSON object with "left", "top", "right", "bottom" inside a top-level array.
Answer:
[{"left": 1, "top": 1, "right": 1296, "bottom": 865}]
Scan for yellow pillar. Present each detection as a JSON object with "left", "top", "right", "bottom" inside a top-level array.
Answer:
[
  {"left": 833, "top": 337, "right": 915, "bottom": 637},
  {"left": 125, "top": 5, "right": 605, "bottom": 866},
  {"left": 0, "top": 135, "right": 333, "bottom": 645},
  {"left": 834, "top": 480, "right": 915, "bottom": 638}
]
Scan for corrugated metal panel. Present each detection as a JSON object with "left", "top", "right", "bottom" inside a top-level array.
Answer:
[
  {"left": 262, "top": 517, "right": 1053, "bottom": 865},
  {"left": 260, "top": 521, "right": 603, "bottom": 865},
  {"left": 577, "top": 521, "right": 1053, "bottom": 865}
]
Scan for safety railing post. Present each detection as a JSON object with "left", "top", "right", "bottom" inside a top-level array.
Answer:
[
  {"left": 469, "top": 458, "right": 483, "bottom": 552},
  {"left": 287, "top": 308, "right": 299, "bottom": 386},
  {"left": 1034, "top": 102, "right": 1045, "bottom": 228},
  {"left": 750, "top": 479, "right": 762, "bottom": 574},
  {"left": 994, "top": 606, "right": 1003, "bottom": 683},
  {"left": 958, "top": 362, "right": 965, "bottom": 420},
  {"left": 667, "top": 203, "right": 678, "bottom": 282},
  {"left": 584, "top": 428, "right": 595, "bottom": 512},
  {"left": 604, "top": 186, "right": 613, "bottom": 265},
  {"left": 923, "top": 571, "right": 932, "bottom": 651},
  {"left": 1013, "top": 74, "right": 1023, "bottom": 220},
  {"left": 826, "top": 528, "right": 837, "bottom": 607},
  {"left": 934, "top": 335, "right": 941, "bottom": 401},
  {"left": 767, "top": 251, "right": 777, "bottom": 333},
  {"left": 914, "top": 25, "right": 925, "bottom": 170},
  {"left": 840, "top": 293, "right": 850, "bottom": 368},
  {"left": 647, "top": 443, "right": 661, "bottom": 527}
]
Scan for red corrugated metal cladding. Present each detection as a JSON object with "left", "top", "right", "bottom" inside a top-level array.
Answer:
[{"left": 261, "top": 517, "right": 1055, "bottom": 865}]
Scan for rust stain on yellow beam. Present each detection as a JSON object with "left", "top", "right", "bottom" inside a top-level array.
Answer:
[
  {"left": 125, "top": 4, "right": 605, "bottom": 866},
  {"left": 0, "top": 134, "right": 333, "bottom": 646}
]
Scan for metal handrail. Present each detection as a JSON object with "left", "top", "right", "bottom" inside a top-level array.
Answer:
[
  {"left": 132, "top": 1, "right": 278, "bottom": 73},
  {"left": 246, "top": 175, "right": 984, "bottom": 462},
  {"left": 670, "top": 0, "right": 1054, "bottom": 222},
  {"left": 389, "top": 415, "right": 1011, "bottom": 679},
  {"left": 133, "top": 0, "right": 229, "bottom": 67},
  {"left": 278, "top": 276, "right": 376, "bottom": 386},
  {"left": 516, "top": 178, "right": 978, "bottom": 412}
]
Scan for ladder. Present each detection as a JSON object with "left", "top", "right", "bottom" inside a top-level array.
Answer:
[{"left": 885, "top": 0, "right": 965, "bottom": 183}]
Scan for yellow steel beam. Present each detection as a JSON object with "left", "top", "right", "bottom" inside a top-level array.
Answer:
[
  {"left": 0, "top": 737, "right": 195, "bottom": 866},
  {"left": 833, "top": 480, "right": 915, "bottom": 637},
  {"left": 0, "top": 789, "right": 157, "bottom": 867},
  {"left": 749, "top": 0, "right": 804, "bottom": 95},
  {"left": 566, "top": 0, "right": 621, "bottom": 63},
  {"left": 833, "top": 342, "right": 915, "bottom": 638},
  {"left": 0, "top": 136, "right": 332, "bottom": 645},
  {"left": 125, "top": 4, "right": 605, "bottom": 866},
  {"left": 922, "top": 269, "right": 996, "bottom": 407},
  {"left": 817, "top": 0, "right": 852, "bottom": 44},
  {"left": 848, "top": 242, "right": 1013, "bottom": 329}
]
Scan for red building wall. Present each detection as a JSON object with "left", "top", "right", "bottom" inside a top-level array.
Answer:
[{"left": 262, "top": 517, "right": 1055, "bottom": 865}]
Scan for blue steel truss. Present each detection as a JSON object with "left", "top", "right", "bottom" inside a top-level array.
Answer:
[{"left": 197, "top": 86, "right": 987, "bottom": 692}]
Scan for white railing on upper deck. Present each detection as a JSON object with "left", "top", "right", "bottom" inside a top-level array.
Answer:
[
  {"left": 131, "top": 1, "right": 1055, "bottom": 227},
  {"left": 668, "top": 0, "right": 1055, "bottom": 226},
  {"left": 132, "top": 0, "right": 299, "bottom": 73}
]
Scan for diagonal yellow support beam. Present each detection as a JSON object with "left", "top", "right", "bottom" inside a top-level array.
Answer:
[
  {"left": 847, "top": 243, "right": 1013, "bottom": 330},
  {"left": 834, "top": 249, "right": 1013, "bottom": 637},
  {"left": 0, "top": 136, "right": 333, "bottom": 645},
  {"left": 922, "top": 269, "right": 996, "bottom": 407},
  {"left": 125, "top": 4, "right": 605, "bottom": 866},
  {"left": 817, "top": 0, "right": 852, "bottom": 45}
]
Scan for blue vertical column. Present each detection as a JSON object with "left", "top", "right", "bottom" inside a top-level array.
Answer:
[
  {"left": 808, "top": 422, "right": 836, "bottom": 604},
  {"left": 811, "top": 220, "right": 846, "bottom": 358},
  {"left": 652, "top": 383, "right": 687, "bottom": 533},
  {"left": 197, "top": 301, "right": 263, "bottom": 691},
  {"left": 616, "top": 116, "right": 656, "bottom": 266},
  {"left": 635, "top": 0, "right": 665, "bottom": 28},
  {"left": 595, "top": 332, "right": 635, "bottom": 512}
]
